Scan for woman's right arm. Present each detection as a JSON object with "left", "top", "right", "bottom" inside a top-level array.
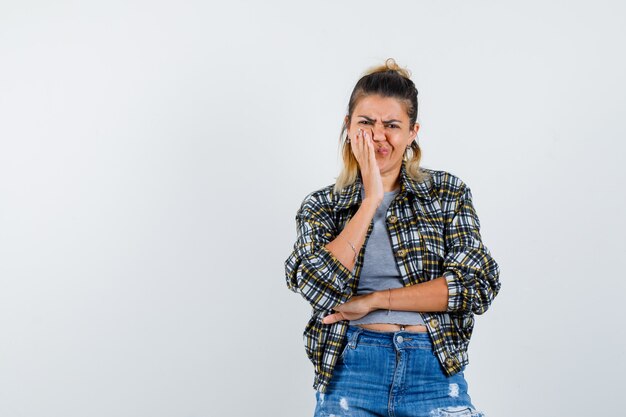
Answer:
[
  {"left": 324, "top": 197, "right": 378, "bottom": 271},
  {"left": 326, "top": 128, "right": 384, "bottom": 271},
  {"left": 285, "top": 128, "right": 383, "bottom": 313},
  {"left": 284, "top": 195, "right": 378, "bottom": 314}
]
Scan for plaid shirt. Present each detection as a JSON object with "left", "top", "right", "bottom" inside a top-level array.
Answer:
[{"left": 284, "top": 160, "right": 501, "bottom": 393}]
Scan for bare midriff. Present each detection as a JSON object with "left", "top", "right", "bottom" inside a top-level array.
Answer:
[{"left": 355, "top": 323, "right": 428, "bottom": 333}]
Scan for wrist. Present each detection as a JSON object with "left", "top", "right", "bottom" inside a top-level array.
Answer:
[
  {"left": 360, "top": 197, "right": 380, "bottom": 213},
  {"left": 371, "top": 290, "right": 388, "bottom": 310}
]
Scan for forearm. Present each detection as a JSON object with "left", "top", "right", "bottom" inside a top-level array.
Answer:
[
  {"left": 324, "top": 198, "right": 378, "bottom": 272},
  {"left": 370, "top": 276, "right": 449, "bottom": 313}
]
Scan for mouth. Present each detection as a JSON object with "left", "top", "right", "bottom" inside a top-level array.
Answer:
[{"left": 376, "top": 147, "right": 389, "bottom": 156}]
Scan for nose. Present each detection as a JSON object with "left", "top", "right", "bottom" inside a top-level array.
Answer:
[{"left": 372, "top": 122, "right": 385, "bottom": 142}]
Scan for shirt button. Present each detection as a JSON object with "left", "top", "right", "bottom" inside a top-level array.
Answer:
[
  {"left": 396, "top": 249, "right": 407, "bottom": 258},
  {"left": 430, "top": 318, "right": 439, "bottom": 328},
  {"left": 445, "top": 356, "right": 457, "bottom": 367},
  {"left": 396, "top": 335, "right": 404, "bottom": 343},
  {"left": 388, "top": 215, "right": 398, "bottom": 224}
]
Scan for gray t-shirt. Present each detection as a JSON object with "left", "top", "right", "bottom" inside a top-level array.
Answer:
[{"left": 349, "top": 187, "right": 426, "bottom": 326}]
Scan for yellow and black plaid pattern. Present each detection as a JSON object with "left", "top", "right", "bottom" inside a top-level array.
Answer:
[{"left": 285, "top": 160, "right": 501, "bottom": 393}]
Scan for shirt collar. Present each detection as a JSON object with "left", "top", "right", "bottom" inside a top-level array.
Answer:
[{"left": 334, "top": 160, "right": 435, "bottom": 210}]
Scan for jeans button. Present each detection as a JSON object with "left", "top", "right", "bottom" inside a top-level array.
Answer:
[{"left": 396, "top": 335, "right": 404, "bottom": 343}]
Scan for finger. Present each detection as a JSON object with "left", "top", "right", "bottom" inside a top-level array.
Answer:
[
  {"left": 322, "top": 313, "right": 339, "bottom": 324},
  {"left": 355, "top": 129, "right": 364, "bottom": 164},
  {"left": 369, "top": 132, "right": 378, "bottom": 164},
  {"left": 358, "top": 129, "right": 367, "bottom": 166},
  {"left": 366, "top": 131, "right": 377, "bottom": 161},
  {"left": 363, "top": 131, "right": 375, "bottom": 161}
]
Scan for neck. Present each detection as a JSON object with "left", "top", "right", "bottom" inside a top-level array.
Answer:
[{"left": 380, "top": 167, "right": 401, "bottom": 193}]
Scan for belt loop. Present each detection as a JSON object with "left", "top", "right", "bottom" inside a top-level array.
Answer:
[{"left": 349, "top": 326, "right": 363, "bottom": 348}]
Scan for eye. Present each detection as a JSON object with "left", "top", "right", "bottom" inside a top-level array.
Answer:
[
  {"left": 386, "top": 124, "right": 399, "bottom": 129},
  {"left": 359, "top": 120, "right": 372, "bottom": 125}
]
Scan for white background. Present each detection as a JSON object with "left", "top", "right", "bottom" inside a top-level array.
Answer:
[{"left": 1, "top": 1, "right": 625, "bottom": 416}]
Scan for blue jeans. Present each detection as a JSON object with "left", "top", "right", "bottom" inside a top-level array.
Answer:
[{"left": 314, "top": 325, "right": 486, "bottom": 417}]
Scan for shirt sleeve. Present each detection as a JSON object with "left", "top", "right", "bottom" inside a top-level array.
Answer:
[
  {"left": 442, "top": 184, "right": 501, "bottom": 315},
  {"left": 284, "top": 195, "right": 356, "bottom": 314}
]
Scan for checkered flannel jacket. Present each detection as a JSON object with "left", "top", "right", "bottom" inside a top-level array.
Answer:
[{"left": 284, "top": 161, "right": 501, "bottom": 393}]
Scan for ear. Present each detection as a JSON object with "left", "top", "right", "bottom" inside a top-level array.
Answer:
[{"left": 410, "top": 122, "right": 420, "bottom": 138}]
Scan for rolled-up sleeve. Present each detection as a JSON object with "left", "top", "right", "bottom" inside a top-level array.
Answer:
[
  {"left": 284, "top": 196, "right": 355, "bottom": 313},
  {"left": 443, "top": 184, "right": 501, "bottom": 315}
]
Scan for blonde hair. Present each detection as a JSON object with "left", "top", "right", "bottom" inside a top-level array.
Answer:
[{"left": 333, "top": 58, "right": 428, "bottom": 194}]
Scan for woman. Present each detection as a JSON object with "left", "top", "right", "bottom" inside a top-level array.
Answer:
[{"left": 285, "top": 59, "right": 501, "bottom": 417}]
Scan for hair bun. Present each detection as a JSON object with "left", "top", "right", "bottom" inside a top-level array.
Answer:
[{"left": 364, "top": 58, "right": 411, "bottom": 79}]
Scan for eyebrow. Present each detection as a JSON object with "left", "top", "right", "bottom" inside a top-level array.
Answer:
[{"left": 357, "top": 115, "right": 403, "bottom": 124}]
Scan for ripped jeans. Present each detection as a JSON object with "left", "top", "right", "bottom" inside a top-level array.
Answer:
[{"left": 313, "top": 325, "right": 486, "bottom": 417}]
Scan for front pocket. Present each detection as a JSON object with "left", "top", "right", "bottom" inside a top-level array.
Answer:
[
  {"left": 420, "top": 225, "right": 445, "bottom": 256},
  {"left": 423, "top": 237, "right": 445, "bottom": 257},
  {"left": 338, "top": 341, "right": 350, "bottom": 362},
  {"left": 420, "top": 228, "right": 445, "bottom": 278}
]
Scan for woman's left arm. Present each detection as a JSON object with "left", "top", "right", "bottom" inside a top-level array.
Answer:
[
  {"left": 439, "top": 183, "right": 501, "bottom": 315},
  {"left": 381, "top": 183, "right": 501, "bottom": 315},
  {"left": 322, "top": 276, "right": 449, "bottom": 324}
]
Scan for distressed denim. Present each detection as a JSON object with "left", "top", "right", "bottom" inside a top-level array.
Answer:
[{"left": 313, "top": 325, "right": 486, "bottom": 417}]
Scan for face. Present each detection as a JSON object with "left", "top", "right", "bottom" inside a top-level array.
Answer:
[{"left": 346, "top": 94, "right": 419, "bottom": 176}]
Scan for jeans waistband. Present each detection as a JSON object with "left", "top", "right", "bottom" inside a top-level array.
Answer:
[{"left": 345, "top": 324, "right": 432, "bottom": 349}]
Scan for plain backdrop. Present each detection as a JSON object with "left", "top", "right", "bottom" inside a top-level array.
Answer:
[{"left": 1, "top": 1, "right": 625, "bottom": 416}]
